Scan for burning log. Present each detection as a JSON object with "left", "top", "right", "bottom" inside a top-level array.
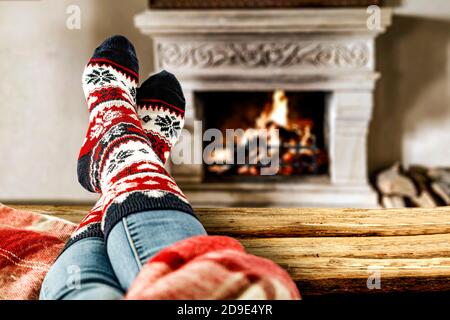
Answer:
[
  {"left": 207, "top": 164, "right": 232, "bottom": 175},
  {"left": 275, "top": 124, "right": 299, "bottom": 142},
  {"left": 237, "top": 165, "right": 259, "bottom": 176}
]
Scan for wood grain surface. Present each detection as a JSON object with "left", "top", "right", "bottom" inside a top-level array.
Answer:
[{"left": 9, "top": 205, "right": 450, "bottom": 296}]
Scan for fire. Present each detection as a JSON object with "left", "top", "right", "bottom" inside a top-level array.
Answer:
[
  {"left": 207, "top": 148, "right": 232, "bottom": 164},
  {"left": 205, "top": 89, "right": 328, "bottom": 177},
  {"left": 256, "top": 90, "right": 289, "bottom": 129}
]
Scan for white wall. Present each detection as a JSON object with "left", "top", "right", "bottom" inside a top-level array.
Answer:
[
  {"left": 370, "top": 0, "right": 450, "bottom": 170},
  {"left": 0, "top": 0, "right": 153, "bottom": 202},
  {"left": 0, "top": 0, "right": 449, "bottom": 203}
]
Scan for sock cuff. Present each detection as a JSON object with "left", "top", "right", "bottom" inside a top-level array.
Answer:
[
  {"left": 61, "top": 223, "right": 103, "bottom": 254},
  {"left": 102, "top": 192, "right": 197, "bottom": 240}
]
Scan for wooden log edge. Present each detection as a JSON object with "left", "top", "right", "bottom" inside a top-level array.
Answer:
[
  {"left": 10, "top": 205, "right": 450, "bottom": 237},
  {"left": 6, "top": 205, "right": 450, "bottom": 296}
]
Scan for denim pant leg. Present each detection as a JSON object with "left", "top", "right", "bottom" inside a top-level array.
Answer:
[
  {"left": 40, "top": 237, "right": 124, "bottom": 300},
  {"left": 107, "top": 210, "right": 207, "bottom": 291}
]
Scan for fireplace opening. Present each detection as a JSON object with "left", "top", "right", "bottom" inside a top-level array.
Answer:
[{"left": 197, "top": 90, "right": 329, "bottom": 181}]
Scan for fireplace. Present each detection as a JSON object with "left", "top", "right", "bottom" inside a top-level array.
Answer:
[
  {"left": 135, "top": 8, "right": 393, "bottom": 207},
  {"left": 199, "top": 90, "right": 329, "bottom": 180}
]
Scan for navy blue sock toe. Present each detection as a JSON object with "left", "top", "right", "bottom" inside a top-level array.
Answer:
[
  {"left": 137, "top": 70, "right": 185, "bottom": 110},
  {"left": 92, "top": 35, "right": 139, "bottom": 75}
]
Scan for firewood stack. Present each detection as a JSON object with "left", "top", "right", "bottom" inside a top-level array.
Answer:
[{"left": 374, "top": 163, "right": 450, "bottom": 208}]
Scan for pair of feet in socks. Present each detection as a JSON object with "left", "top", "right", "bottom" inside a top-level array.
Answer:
[{"left": 68, "top": 35, "right": 195, "bottom": 247}]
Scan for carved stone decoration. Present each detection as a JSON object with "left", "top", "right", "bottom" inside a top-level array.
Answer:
[{"left": 157, "top": 41, "right": 370, "bottom": 69}]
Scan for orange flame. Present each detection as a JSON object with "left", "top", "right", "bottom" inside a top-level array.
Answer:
[{"left": 256, "top": 90, "right": 289, "bottom": 129}]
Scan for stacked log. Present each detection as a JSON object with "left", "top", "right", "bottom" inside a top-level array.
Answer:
[{"left": 374, "top": 163, "right": 450, "bottom": 208}]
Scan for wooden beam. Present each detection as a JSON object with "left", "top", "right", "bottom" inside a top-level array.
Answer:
[
  {"left": 8, "top": 205, "right": 450, "bottom": 296},
  {"left": 242, "top": 235, "right": 450, "bottom": 295},
  {"left": 13, "top": 205, "right": 450, "bottom": 237}
]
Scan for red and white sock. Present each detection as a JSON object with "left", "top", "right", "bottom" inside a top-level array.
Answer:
[
  {"left": 136, "top": 70, "right": 186, "bottom": 164},
  {"left": 68, "top": 36, "right": 195, "bottom": 247}
]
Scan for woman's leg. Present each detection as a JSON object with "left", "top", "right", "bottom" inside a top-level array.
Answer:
[
  {"left": 71, "top": 35, "right": 202, "bottom": 293},
  {"left": 106, "top": 210, "right": 206, "bottom": 290},
  {"left": 101, "top": 53, "right": 208, "bottom": 290},
  {"left": 40, "top": 237, "right": 123, "bottom": 300},
  {"left": 43, "top": 35, "right": 201, "bottom": 299}
]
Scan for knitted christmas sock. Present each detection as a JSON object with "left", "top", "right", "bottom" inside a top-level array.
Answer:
[
  {"left": 67, "top": 35, "right": 140, "bottom": 245},
  {"left": 66, "top": 196, "right": 106, "bottom": 248},
  {"left": 75, "top": 35, "right": 194, "bottom": 244},
  {"left": 136, "top": 70, "right": 186, "bottom": 163}
]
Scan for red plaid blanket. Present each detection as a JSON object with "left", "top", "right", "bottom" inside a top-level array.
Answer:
[
  {"left": 126, "top": 235, "right": 301, "bottom": 300},
  {"left": 0, "top": 204, "right": 300, "bottom": 300},
  {"left": 0, "top": 204, "right": 76, "bottom": 300}
]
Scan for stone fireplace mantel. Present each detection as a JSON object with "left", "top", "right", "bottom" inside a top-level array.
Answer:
[
  {"left": 135, "top": 8, "right": 393, "bottom": 208},
  {"left": 134, "top": 9, "right": 392, "bottom": 34}
]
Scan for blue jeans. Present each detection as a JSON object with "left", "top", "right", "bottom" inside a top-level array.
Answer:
[{"left": 39, "top": 210, "right": 206, "bottom": 300}]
